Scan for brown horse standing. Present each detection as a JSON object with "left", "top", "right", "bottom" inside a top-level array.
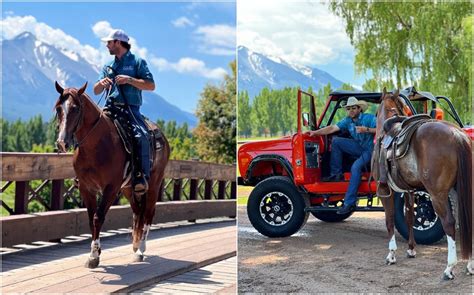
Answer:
[
  {"left": 373, "top": 88, "right": 472, "bottom": 279},
  {"left": 54, "top": 82, "right": 170, "bottom": 268}
]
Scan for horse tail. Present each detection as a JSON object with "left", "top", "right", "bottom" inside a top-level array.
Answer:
[{"left": 455, "top": 132, "right": 472, "bottom": 260}]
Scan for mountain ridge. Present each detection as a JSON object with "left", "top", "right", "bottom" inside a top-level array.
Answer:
[{"left": 2, "top": 32, "right": 197, "bottom": 126}]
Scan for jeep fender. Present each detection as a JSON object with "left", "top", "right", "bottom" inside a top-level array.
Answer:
[{"left": 244, "top": 154, "right": 294, "bottom": 185}]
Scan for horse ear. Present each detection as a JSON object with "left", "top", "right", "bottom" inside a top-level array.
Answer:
[
  {"left": 393, "top": 88, "right": 400, "bottom": 98},
  {"left": 77, "top": 82, "right": 88, "bottom": 96},
  {"left": 381, "top": 87, "right": 387, "bottom": 101},
  {"left": 55, "top": 81, "right": 64, "bottom": 95}
]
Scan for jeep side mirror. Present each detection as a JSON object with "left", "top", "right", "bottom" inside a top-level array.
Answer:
[{"left": 302, "top": 113, "right": 309, "bottom": 127}]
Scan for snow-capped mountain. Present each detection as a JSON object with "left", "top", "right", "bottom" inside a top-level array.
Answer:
[
  {"left": 2, "top": 32, "right": 196, "bottom": 126},
  {"left": 238, "top": 45, "right": 343, "bottom": 99}
]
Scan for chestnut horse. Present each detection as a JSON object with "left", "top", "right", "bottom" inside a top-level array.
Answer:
[
  {"left": 54, "top": 82, "right": 170, "bottom": 268},
  {"left": 373, "top": 88, "right": 472, "bottom": 279}
]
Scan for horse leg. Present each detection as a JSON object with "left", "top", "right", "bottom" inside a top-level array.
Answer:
[
  {"left": 88, "top": 185, "right": 120, "bottom": 268},
  {"left": 430, "top": 193, "right": 457, "bottom": 280},
  {"left": 404, "top": 192, "right": 416, "bottom": 258},
  {"left": 80, "top": 189, "right": 101, "bottom": 268},
  {"left": 130, "top": 192, "right": 146, "bottom": 261},
  {"left": 381, "top": 195, "right": 397, "bottom": 265}
]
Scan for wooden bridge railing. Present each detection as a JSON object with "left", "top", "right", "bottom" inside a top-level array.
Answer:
[
  {"left": 1, "top": 152, "right": 237, "bottom": 247},
  {"left": 1, "top": 152, "right": 236, "bottom": 215}
]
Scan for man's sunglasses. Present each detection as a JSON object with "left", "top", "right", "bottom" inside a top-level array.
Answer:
[{"left": 345, "top": 106, "right": 359, "bottom": 111}]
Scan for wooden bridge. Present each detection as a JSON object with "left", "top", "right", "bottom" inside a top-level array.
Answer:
[{"left": 1, "top": 152, "right": 237, "bottom": 293}]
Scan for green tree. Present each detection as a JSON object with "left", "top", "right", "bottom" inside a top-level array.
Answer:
[
  {"left": 237, "top": 91, "right": 252, "bottom": 138},
  {"left": 193, "top": 61, "right": 236, "bottom": 164},
  {"left": 329, "top": 1, "right": 472, "bottom": 123}
]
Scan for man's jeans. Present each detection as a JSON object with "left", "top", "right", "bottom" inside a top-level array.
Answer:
[
  {"left": 330, "top": 137, "right": 372, "bottom": 206},
  {"left": 129, "top": 105, "right": 151, "bottom": 179}
]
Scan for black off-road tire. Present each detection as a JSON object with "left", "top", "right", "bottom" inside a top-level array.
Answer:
[
  {"left": 311, "top": 211, "right": 353, "bottom": 222},
  {"left": 247, "top": 176, "right": 309, "bottom": 238},
  {"left": 394, "top": 191, "right": 445, "bottom": 245}
]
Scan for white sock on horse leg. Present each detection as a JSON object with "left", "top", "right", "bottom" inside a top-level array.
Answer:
[
  {"left": 137, "top": 224, "right": 151, "bottom": 255},
  {"left": 386, "top": 234, "right": 397, "bottom": 264},
  {"left": 443, "top": 235, "right": 457, "bottom": 278},
  {"left": 90, "top": 239, "right": 101, "bottom": 258}
]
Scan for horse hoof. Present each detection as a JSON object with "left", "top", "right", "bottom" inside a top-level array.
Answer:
[
  {"left": 85, "top": 257, "right": 100, "bottom": 268},
  {"left": 442, "top": 272, "right": 454, "bottom": 280},
  {"left": 406, "top": 249, "right": 416, "bottom": 258},
  {"left": 385, "top": 259, "right": 396, "bottom": 265},
  {"left": 133, "top": 254, "right": 144, "bottom": 262}
]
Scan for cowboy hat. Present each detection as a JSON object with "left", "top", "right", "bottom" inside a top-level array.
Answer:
[{"left": 344, "top": 96, "right": 368, "bottom": 112}]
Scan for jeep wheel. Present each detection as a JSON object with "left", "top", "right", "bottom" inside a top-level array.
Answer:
[
  {"left": 247, "top": 176, "right": 309, "bottom": 238},
  {"left": 311, "top": 211, "right": 353, "bottom": 222},
  {"left": 394, "top": 190, "right": 445, "bottom": 245}
]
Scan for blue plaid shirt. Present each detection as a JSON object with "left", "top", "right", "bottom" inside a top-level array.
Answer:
[
  {"left": 98, "top": 51, "right": 154, "bottom": 106},
  {"left": 336, "top": 112, "right": 376, "bottom": 151}
]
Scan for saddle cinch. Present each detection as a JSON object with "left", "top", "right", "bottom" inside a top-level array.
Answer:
[
  {"left": 104, "top": 104, "right": 165, "bottom": 188},
  {"left": 379, "top": 114, "right": 433, "bottom": 192}
]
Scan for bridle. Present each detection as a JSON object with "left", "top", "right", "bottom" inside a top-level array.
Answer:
[{"left": 59, "top": 91, "right": 103, "bottom": 148}]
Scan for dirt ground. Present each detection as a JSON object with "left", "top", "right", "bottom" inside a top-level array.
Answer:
[{"left": 238, "top": 206, "right": 473, "bottom": 294}]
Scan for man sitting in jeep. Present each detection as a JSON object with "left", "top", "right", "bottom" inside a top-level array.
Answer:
[{"left": 308, "top": 97, "right": 376, "bottom": 215}]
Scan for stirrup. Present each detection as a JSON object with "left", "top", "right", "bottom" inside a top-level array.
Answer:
[
  {"left": 133, "top": 173, "right": 149, "bottom": 195},
  {"left": 377, "top": 182, "right": 392, "bottom": 198}
]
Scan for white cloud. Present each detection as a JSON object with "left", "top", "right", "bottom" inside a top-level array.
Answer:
[
  {"left": 1, "top": 15, "right": 104, "bottom": 66},
  {"left": 151, "top": 57, "right": 227, "bottom": 80},
  {"left": 194, "top": 24, "right": 235, "bottom": 56},
  {"left": 172, "top": 16, "right": 195, "bottom": 28},
  {"left": 1, "top": 15, "right": 225, "bottom": 81},
  {"left": 237, "top": 1, "right": 353, "bottom": 67}
]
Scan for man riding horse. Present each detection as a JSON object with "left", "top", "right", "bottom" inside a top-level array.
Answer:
[{"left": 93, "top": 29, "right": 153, "bottom": 195}]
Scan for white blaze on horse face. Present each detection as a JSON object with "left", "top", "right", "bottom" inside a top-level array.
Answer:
[
  {"left": 58, "top": 100, "right": 71, "bottom": 142},
  {"left": 90, "top": 239, "right": 101, "bottom": 259}
]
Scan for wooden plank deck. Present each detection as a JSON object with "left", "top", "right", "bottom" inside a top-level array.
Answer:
[
  {"left": 1, "top": 219, "right": 236, "bottom": 293},
  {"left": 135, "top": 257, "right": 237, "bottom": 294}
]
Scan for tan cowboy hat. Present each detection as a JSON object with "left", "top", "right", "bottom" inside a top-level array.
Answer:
[{"left": 344, "top": 96, "right": 368, "bottom": 112}]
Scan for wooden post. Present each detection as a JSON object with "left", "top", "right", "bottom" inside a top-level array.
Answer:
[
  {"left": 173, "top": 179, "right": 182, "bottom": 201},
  {"left": 15, "top": 181, "right": 29, "bottom": 214},
  {"left": 231, "top": 181, "right": 236, "bottom": 199},
  {"left": 189, "top": 179, "right": 198, "bottom": 200},
  {"left": 204, "top": 180, "right": 213, "bottom": 200},
  {"left": 51, "top": 179, "right": 65, "bottom": 210},
  {"left": 217, "top": 181, "right": 226, "bottom": 199}
]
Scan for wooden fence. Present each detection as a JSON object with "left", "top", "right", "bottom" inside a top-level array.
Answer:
[
  {"left": 1, "top": 152, "right": 237, "bottom": 247},
  {"left": 1, "top": 152, "right": 236, "bottom": 215}
]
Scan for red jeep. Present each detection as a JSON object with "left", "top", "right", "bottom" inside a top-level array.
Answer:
[{"left": 238, "top": 87, "right": 473, "bottom": 244}]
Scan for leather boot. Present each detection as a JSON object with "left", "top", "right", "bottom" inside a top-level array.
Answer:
[{"left": 377, "top": 182, "right": 391, "bottom": 198}]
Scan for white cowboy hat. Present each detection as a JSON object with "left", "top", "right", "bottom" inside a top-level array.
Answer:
[{"left": 344, "top": 96, "right": 368, "bottom": 112}]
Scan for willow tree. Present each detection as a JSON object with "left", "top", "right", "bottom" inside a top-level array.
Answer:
[{"left": 330, "top": 1, "right": 472, "bottom": 123}]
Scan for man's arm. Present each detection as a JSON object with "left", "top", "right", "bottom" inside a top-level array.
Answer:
[
  {"left": 308, "top": 125, "right": 340, "bottom": 137},
  {"left": 115, "top": 75, "right": 155, "bottom": 91},
  {"left": 93, "top": 77, "right": 113, "bottom": 95}
]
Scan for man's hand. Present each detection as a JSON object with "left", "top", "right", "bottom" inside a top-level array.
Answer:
[
  {"left": 99, "top": 77, "right": 113, "bottom": 89},
  {"left": 355, "top": 126, "right": 371, "bottom": 133},
  {"left": 115, "top": 75, "right": 132, "bottom": 85}
]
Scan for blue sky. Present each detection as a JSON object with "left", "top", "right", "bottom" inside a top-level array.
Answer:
[
  {"left": 238, "top": 1, "right": 372, "bottom": 89},
  {"left": 2, "top": 1, "right": 236, "bottom": 113}
]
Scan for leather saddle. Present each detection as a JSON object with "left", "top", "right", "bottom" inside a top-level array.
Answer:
[
  {"left": 379, "top": 114, "right": 433, "bottom": 192},
  {"left": 104, "top": 104, "right": 166, "bottom": 188},
  {"left": 384, "top": 114, "right": 432, "bottom": 159}
]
